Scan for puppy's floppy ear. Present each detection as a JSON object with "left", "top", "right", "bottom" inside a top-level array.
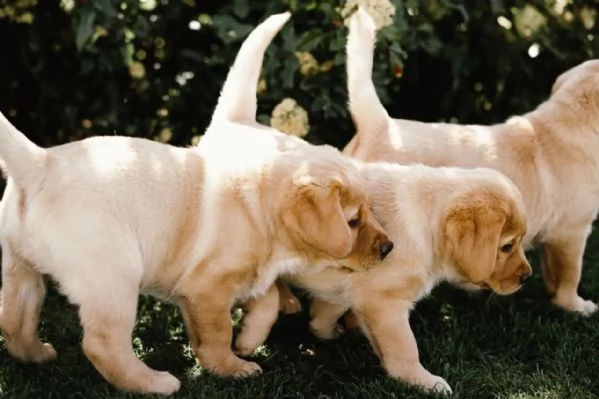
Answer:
[
  {"left": 445, "top": 207, "right": 506, "bottom": 283},
  {"left": 283, "top": 183, "right": 353, "bottom": 259}
]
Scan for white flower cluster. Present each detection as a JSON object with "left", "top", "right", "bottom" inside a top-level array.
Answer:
[
  {"left": 270, "top": 98, "right": 310, "bottom": 138},
  {"left": 294, "top": 52, "right": 334, "bottom": 77},
  {"left": 340, "top": 0, "right": 396, "bottom": 30}
]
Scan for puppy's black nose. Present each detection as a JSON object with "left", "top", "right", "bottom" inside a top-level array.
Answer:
[
  {"left": 379, "top": 241, "right": 394, "bottom": 259},
  {"left": 519, "top": 272, "right": 531, "bottom": 284}
]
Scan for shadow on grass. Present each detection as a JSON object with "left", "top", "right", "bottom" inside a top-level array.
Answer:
[{"left": 1, "top": 237, "right": 599, "bottom": 398}]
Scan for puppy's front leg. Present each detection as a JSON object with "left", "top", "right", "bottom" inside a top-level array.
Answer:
[
  {"left": 179, "top": 286, "right": 262, "bottom": 378},
  {"left": 541, "top": 230, "right": 597, "bottom": 315},
  {"left": 353, "top": 295, "right": 452, "bottom": 394},
  {"left": 309, "top": 298, "right": 349, "bottom": 340},
  {"left": 235, "top": 284, "right": 280, "bottom": 356}
]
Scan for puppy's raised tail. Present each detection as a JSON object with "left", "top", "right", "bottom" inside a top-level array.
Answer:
[
  {"left": 209, "top": 12, "right": 291, "bottom": 126},
  {"left": 0, "top": 112, "right": 47, "bottom": 189},
  {"left": 346, "top": 7, "right": 389, "bottom": 135}
]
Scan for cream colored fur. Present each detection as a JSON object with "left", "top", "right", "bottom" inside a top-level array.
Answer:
[
  {"left": 0, "top": 12, "right": 393, "bottom": 395},
  {"left": 346, "top": 7, "right": 599, "bottom": 315},
  {"left": 238, "top": 161, "right": 532, "bottom": 393}
]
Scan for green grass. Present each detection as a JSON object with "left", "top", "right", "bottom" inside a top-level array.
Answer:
[{"left": 2, "top": 231, "right": 599, "bottom": 399}]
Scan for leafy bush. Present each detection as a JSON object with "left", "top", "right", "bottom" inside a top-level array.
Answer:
[{"left": 0, "top": 0, "right": 597, "bottom": 150}]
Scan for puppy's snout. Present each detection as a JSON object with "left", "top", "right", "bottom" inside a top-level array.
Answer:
[
  {"left": 379, "top": 240, "right": 394, "bottom": 259},
  {"left": 519, "top": 271, "right": 531, "bottom": 285}
]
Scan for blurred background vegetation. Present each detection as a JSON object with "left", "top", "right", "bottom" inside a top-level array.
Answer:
[{"left": 0, "top": 0, "right": 597, "bottom": 151}]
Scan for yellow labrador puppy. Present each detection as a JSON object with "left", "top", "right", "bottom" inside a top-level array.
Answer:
[
  {"left": 0, "top": 12, "right": 392, "bottom": 395},
  {"left": 237, "top": 161, "right": 532, "bottom": 393},
  {"left": 346, "top": 7, "right": 599, "bottom": 315}
]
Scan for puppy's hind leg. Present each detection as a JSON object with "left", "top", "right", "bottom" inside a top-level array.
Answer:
[
  {"left": 78, "top": 281, "right": 180, "bottom": 395},
  {"left": 541, "top": 232, "right": 598, "bottom": 316},
  {"left": 0, "top": 244, "right": 56, "bottom": 363}
]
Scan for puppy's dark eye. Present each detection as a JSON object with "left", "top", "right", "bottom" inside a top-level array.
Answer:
[
  {"left": 500, "top": 243, "right": 513, "bottom": 253},
  {"left": 348, "top": 217, "right": 360, "bottom": 228}
]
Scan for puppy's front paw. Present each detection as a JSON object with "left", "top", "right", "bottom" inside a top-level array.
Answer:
[
  {"left": 231, "top": 360, "right": 262, "bottom": 379},
  {"left": 426, "top": 375, "right": 452, "bottom": 395},
  {"left": 148, "top": 371, "right": 181, "bottom": 395},
  {"left": 11, "top": 341, "right": 57, "bottom": 364},
  {"left": 552, "top": 294, "right": 598, "bottom": 316},
  {"left": 388, "top": 362, "right": 452, "bottom": 395},
  {"left": 32, "top": 342, "right": 58, "bottom": 364},
  {"left": 309, "top": 320, "right": 345, "bottom": 340}
]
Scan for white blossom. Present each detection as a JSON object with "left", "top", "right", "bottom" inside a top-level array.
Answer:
[
  {"left": 341, "top": 0, "right": 396, "bottom": 30},
  {"left": 270, "top": 98, "right": 310, "bottom": 138}
]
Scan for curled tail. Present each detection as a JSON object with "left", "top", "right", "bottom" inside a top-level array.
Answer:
[
  {"left": 0, "top": 112, "right": 47, "bottom": 189},
  {"left": 209, "top": 12, "right": 292, "bottom": 126},
  {"left": 346, "top": 7, "right": 389, "bottom": 134}
]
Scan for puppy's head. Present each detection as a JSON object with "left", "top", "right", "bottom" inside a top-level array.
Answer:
[
  {"left": 282, "top": 156, "right": 393, "bottom": 271},
  {"left": 443, "top": 183, "right": 531, "bottom": 295}
]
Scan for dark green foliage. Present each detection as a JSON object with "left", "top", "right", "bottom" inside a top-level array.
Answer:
[{"left": 1, "top": 0, "right": 597, "bottom": 148}]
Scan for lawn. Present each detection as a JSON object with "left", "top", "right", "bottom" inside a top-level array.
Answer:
[{"left": 1, "top": 231, "right": 599, "bottom": 399}]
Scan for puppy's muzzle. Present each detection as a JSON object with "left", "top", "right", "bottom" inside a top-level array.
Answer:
[
  {"left": 379, "top": 240, "right": 394, "bottom": 259},
  {"left": 519, "top": 271, "right": 532, "bottom": 285}
]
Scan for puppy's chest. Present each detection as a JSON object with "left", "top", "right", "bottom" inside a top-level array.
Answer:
[{"left": 241, "top": 258, "right": 305, "bottom": 300}]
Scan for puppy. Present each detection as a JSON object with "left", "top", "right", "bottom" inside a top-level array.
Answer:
[
  {"left": 0, "top": 12, "right": 392, "bottom": 395},
  {"left": 237, "top": 161, "right": 532, "bottom": 393},
  {"left": 345, "top": 7, "right": 599, "bottom": 315}
]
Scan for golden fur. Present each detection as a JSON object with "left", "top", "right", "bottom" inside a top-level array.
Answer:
[
  {"left": 237, "top": 162, "right": 531, "bottom": 393},
  {"left": 0, "top": 12, "right": 392, "bottom": 395},
  {"left": 346, "top": 7, "right": 599, "bottom": 315}
]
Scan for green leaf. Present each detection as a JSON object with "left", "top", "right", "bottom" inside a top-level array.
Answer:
[
  {"left": 282, "top": 57, "right": 297, "bottom": 88},
  {"left": 389, "top": 42, "right": 407, "bottom": 59},
  {"left": 380, "top": 24, "right": 402, "bottom": 42},
  {"left": 329, "top": 35, "right": 345, "bottom": 52},
  {"left": 281, "top": 24, "right": 296, "bottom": 49},
  {"left": 388, "top": 50, "right": 403, "bottom": 75},
  {"left": 285, "top": 0, "right": 299, "bottom": 12},
  {"left": 75, "top": 11, "right": 96, "bottom": 51},
  {"left": 212, "top": 15, "right": 254, "bottom": 44},
  {"left": 93, "top": 0, "right": 117, "bottom": 17},
  {"left": 232, "top": 0, "right": 250, "bottom": 19},
  {"left": 133, "top": 16, "right": 150, "bottom": 37},
  {"left": 311, "top": 96, "right": 327, "bottom": 113},
  {"left": 296, "top": 30, "right": 323, "bottom": 51}
]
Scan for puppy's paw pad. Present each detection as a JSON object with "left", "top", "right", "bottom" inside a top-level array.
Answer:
[
  {"left": 310, "top": 322, "right": 344, "bottom": 340},
  {"left": 149, "top": 372, "right": 181, "bottom": 395},
  {"left": 231, "top": 361, "right": 262, "bottom": 378}
]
